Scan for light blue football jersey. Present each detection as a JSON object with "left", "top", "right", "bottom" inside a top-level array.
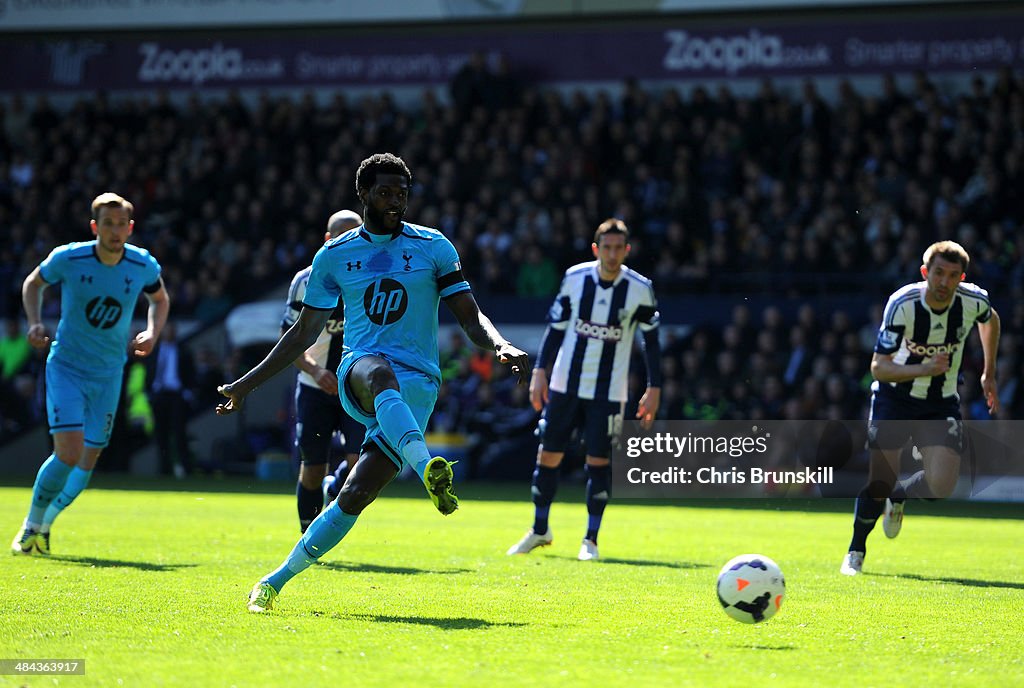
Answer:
[
  {"left": 39, "top": 241, "right": 162, "bottom": 377},
  {"left": 303, "top": 223, "right": 470, "bottom": 383}
]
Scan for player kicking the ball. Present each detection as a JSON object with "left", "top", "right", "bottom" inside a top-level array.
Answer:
[
  {"left": 841, "top": 241, "right": 1000, "bottom": 575},
  {"left": 216, "top": 153, "right": 529, "bottom": 612}
]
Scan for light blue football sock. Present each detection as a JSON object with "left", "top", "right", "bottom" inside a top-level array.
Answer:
[
  {"left": 264, "top": 501, "right": 358, "bottom": 593},
  {"left": 41, "top": 467, "right": 93, "bottom": 530},
  {"left": 373, "top": 389, "right": 431, "bottom": 473},
  {"left": 27, "top": 455, "right": 74, "bottom": 526}
]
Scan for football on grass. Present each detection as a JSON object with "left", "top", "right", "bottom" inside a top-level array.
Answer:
[{"left": 716, "top": 554, "right": 785, "bottom": 624}]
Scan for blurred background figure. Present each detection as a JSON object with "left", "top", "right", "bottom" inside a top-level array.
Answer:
[{"left": 146, "top": 321, "right": 195, "bottom": 478}]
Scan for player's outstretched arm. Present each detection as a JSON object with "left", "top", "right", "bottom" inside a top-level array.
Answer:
[
  {"left": 22, "top": 267, "right": 52, "bottom": 349},
  {"left": 132, "top": 280, "right": 170, "bottom": 357},
  {"left": 444, "top": 291, "right": 530, "bottom": 384},
  {"left": 217, "top": 307, "right": 332, "bottom": 415},
  {"left": 282, "top": 326, "right": 339, "bottom": 395},
  {"left": 978, "top": 308, "right": 1001, "bottom": 415}
]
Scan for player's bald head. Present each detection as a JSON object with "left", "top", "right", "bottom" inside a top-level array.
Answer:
[{"left": 327, "top": 209, "right": 362, "bottom": 238}]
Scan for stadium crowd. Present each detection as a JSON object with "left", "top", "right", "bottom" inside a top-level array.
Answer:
[{"left": 1, "top": 64, "right": 1022, "bottom": 457}]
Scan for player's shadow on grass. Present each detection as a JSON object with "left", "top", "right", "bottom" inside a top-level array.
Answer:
[
  {"left": 317, "top": 561, "right": 473, "bottom": 576},
  {"left": 864, "top": 572, "right": 1024, "bottom": 590},
  {"left": 340, "top": 613, "right": 527, "bottom": 630},
  {"left": 736, "top": 644, "right": 798, "bottom": 651},
  {"left": 48, "top": 555, "right": 196, "bottom": 572},
  {"left": 550, "top": 555, "right": 710, "bottom": 570}
]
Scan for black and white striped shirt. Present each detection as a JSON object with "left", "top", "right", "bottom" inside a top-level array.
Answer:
[
  {"left": 283, "top": 266, "right": 345, "bottom": 389},
  {"left": 873, "top": 281, "right": 992, "bottom": 401},
  {"left": 547, "top": 261, "right": 660, "bottom": 402}
]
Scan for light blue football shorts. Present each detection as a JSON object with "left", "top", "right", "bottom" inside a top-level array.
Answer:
[
  {"left": 338, "top": 351, "right": 439, "bottom": 470},
  {"left": 45, "top": 358, "right": 123, "bottom": 448}
]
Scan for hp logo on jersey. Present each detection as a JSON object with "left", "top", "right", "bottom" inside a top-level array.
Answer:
[
  {"left": 85, "top": 296, "right": 123, "bottom": 330},
  {"left": 363, "top": 278, "right": 408, "bottom": 325}
]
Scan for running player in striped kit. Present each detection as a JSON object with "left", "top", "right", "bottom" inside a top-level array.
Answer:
[
  {"left": 507, "top": 218, "right": 662, "bottom": 561},
  {"left": 841, "top": 241, "right": 1001, "bottom": 575}
]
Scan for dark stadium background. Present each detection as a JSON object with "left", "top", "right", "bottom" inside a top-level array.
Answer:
[{"left": 0, "top": 0, "right": 1021, "bottom": 498}]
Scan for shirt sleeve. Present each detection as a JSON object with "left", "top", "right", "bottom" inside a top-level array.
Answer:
[
  {"left": 547, "top": 275, "right": 572, "bottom": 331},
  {"left": 634, "top": 281, "right": 661, "bottom": 333},
  {"left": 38, "top": 246, "right": 68, "bottom": 284},
  {"left": 434, "top": 236, "right": 471, "bottom": 299},
  {"left": 282, "top": 270, "right": 307, "bottom": 328},
  {"left": 974, "top": 286, "right": 992, "bottom": 324},
  {"left": 875, "top": 293, "right": 907, "bottom": 354},
  {"left": 142, "top": 250, "right": 162, "bottom": 292},
  {"left": 302, "top": 246, "right": 341, "bottom": 310}
]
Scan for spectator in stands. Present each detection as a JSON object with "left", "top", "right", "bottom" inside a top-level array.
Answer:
[{"left": 0, "top": 68, "right": 1022, "bottom": 451}]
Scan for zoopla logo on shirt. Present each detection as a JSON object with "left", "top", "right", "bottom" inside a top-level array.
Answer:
[
  {"left": 663, "top": 30, "right": 784, "bottom": 75},
  {"left": 137, "top": 42, "right": 284, "bottom": 85}
]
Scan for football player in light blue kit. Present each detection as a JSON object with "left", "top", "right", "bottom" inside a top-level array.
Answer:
[
  {"left": 11, "top": 193, "right": 169, "bottom": 556},
  {"left": 216, "top": 153, "right": 530, "bottom": 612}
]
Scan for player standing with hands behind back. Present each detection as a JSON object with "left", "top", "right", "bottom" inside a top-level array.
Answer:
[
  {"left": 507, "top": 218, "right": 661, "bottom": 561},
  {"left": 841, "top": 241, "right": 1000, "bottom": 575},
  {"left": 12, "top": 193, "right": 169, "bottom": 556}
]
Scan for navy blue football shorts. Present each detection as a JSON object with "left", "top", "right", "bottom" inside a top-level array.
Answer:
[
  {"left": 867, "top": 385, "right": 962, "bottom": 452},
  {"left": 539, "top": 390, "right": 622, "bottom": 458}
]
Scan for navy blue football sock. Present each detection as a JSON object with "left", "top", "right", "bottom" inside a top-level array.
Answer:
[
  {"left": 531, "top": 464, "right": 559, "bottom": 535},
  {"left": 296, "top": 479, "right": 323, "bottom": 533},
  {"left": 848, "top": 486, "right": 885, "bottom": 553},
  {"left": 584, "top": 464, "right": 611, "bottom": 544}
]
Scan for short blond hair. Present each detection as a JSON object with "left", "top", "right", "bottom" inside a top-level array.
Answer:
[
  {"left": 91, "top": 192, "right": 134, "bottom": 221},
  {"left": 594, "top": 218, "right": 629, "bottom": 246},
  {"left": 922, "top": 240, "right": 969, "bottom": 272}
]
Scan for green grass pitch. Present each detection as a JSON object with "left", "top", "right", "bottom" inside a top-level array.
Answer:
[{"left": 1, "top": 478, "right": 1022, "bottom": 687}]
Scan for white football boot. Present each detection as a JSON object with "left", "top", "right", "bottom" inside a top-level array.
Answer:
[
  {"left": 506, "top": 529, "right": 553, "bottom": 555},
  {"left": 840, "top": 551, "right": 864, "bottom": 576}
]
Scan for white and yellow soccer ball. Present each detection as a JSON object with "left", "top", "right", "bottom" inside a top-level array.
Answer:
[{"left": 716, "top": 554, "right": 785, "bottom": 624}]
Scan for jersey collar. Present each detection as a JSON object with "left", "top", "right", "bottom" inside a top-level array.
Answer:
[
  {"left": 592, "top": 262, "right": 625, "bottom": 287},
  {"left": 359, "top": 223, "right": 405, "bottom": 243},
  {"left": 92, "top": 240, "right": 126, "bottom": 265},
  {"left": 918, "top": 284, "right": 950, "bottom": 315}
]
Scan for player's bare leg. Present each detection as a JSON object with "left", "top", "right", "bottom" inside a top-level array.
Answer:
[
  {"left": 348, "top": 355, "right": 456, "bottom": 513},
  {"left": 899, "top": 445, "right": 960, "bottom": 499}
]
